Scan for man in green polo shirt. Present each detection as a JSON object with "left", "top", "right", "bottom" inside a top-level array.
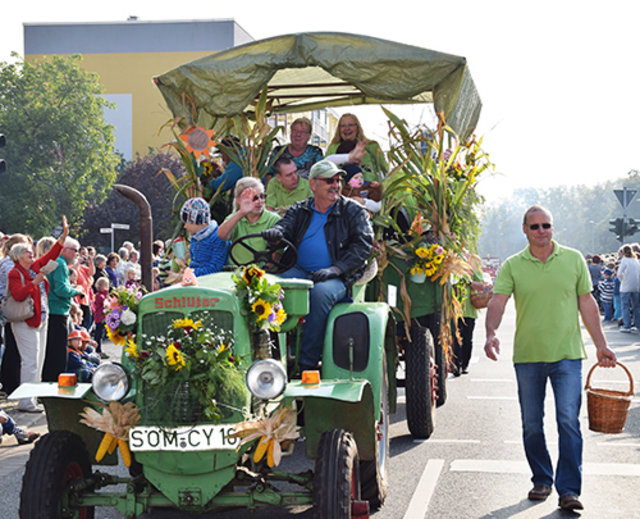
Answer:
[
  {"left": 265, "top": 157, "right": 312, "bottom": 216},
  {"left": 484, "top": 205, "right": 616, "bottom": 512}
]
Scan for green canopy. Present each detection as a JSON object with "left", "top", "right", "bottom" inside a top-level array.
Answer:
[{"left": 154, "top": 32, "right": 481, "bottom": 141}]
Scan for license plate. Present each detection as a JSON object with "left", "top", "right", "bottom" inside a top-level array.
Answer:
[{"left": 129, "top": 424, "right": 240, "bottom": 452}]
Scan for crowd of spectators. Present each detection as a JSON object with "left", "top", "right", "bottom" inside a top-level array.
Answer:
[{"left": 585, "top": 243, "right": 640, "bottom": 332}]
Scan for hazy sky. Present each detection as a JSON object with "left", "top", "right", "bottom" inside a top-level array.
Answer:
[{"left": 2, "top": 0, "right": 639, "bottom": 202}]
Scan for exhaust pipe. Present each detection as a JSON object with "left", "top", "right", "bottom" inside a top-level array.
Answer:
[{"left": 113, "top": 184, "right": 154, "bottom": 292}]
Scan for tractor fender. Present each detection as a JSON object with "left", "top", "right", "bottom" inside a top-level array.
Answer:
[
  {"left": 284, "top": 379, "right": 377, "bottom": 461},
  {"left": 322, "top": 302, "right": 398, "bottom": 414}
]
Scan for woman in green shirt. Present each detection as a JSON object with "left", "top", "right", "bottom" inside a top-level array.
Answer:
[
  {"left": 325, "top": 113, "right": 387, "bottom": 182},
  {"left": 218, "top": 177, "right": 280, "bottom": 265}
]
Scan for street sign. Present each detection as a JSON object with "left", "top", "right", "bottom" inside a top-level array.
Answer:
[
  {"left": 100, "top": 228, "right": 113, "bottom": 234},
  {"left": 112, "top": 223, "right": 130, "bottom": 230},
  {"left": 614, "top": 188, "right": 637, "bottom": 209}
]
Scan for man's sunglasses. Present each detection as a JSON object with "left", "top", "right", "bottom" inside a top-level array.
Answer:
[
  {"left": 528, "top": 223, "right": 551, "bottom": 230},
  {"left": 318, "top": 177, "right": 342, "bottom": 185}
]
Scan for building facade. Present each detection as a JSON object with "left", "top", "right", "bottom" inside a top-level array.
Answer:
[{"left": 24, "top": 18, "right": 253, "bottom": 160}]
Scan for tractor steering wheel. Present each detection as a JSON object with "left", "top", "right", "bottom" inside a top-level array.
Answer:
[{"left": 229, "top": 233, "right": 297, "bottom": 274}]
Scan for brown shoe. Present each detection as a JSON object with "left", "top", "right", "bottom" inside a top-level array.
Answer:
[
  {"left": 558, "top": 494, "right": 583, "bottom": 511},
  {"left": 528, "top": 484, "right": 552, "bottom": 501}
]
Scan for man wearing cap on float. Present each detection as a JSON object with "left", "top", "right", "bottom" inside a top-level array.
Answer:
[
  {"left": 262, "top": 160, "right": 373, "bottom": 373},
  {"left": 179, "top": 197, "right": 229, "bottom": 276}
]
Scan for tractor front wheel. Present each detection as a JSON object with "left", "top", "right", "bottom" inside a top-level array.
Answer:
[
  {"left": 314, "top": 428, "right": 360, "bottom": 518},
  {"left": 20, "top": 430, "right": 94, "bottom": 519}
]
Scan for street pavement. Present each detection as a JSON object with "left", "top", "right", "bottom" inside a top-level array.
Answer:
[{"left": 1, "top": 301, "right": 639, "bottom": 518}]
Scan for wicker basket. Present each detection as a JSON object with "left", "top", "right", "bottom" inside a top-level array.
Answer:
[
  {"left": 585, "top": 362, "right": 634, "bottom": 434},
  {"left": 470, "top": 290, "right": 493, "bottom": 309}
]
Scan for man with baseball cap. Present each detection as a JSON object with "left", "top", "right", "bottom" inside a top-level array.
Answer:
[{"left": 262, "top": 160, "right": 374, "bottom": 372}]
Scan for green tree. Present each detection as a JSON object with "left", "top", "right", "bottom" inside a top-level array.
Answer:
[{"left": 0, "top": 54, "right": 119, "bottom": 235}]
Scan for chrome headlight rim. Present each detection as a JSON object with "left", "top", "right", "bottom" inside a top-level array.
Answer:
[
  {"left": 246, "top": 359, "right": 287, "bottom": 400},
  {"left": 92, "top": 362, "right": 129, "bottom": 402}
]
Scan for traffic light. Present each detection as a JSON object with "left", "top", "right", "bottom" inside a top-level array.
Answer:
[
  {"left": 609, "top": 217, "right": 623, "bottom": 239},
  {"left": 0, "top": 133, "right": 5, "bottom": 173},
  {"left": 626, "top": 217, "right": 639, "bottom": 236}
]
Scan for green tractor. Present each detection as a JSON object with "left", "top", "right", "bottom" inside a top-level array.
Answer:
[
  {"left": 14, "top": 236, "right": 398, "bottom": 518},
  {"left": 11, "top": 31, "right": 481, "bottom": 518}
]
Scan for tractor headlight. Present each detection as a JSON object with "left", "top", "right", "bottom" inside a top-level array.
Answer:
[
  {"left": 92, "top": 363, "right": 129, "bottom": 402},
  {"left": 246, "top": 359, "right": 287, "bottom": 400}
]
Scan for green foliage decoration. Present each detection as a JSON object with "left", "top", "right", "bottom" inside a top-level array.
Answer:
[{"left": 374, "top": 109, "right": 493, "bottom": 349}]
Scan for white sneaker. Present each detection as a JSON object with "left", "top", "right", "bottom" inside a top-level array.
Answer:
[
  {"left": 620, "top": 328, "right": 632, "bottom": 333},
  {"left": 13, "top": 427, "right": 39, "bottom": 445}
]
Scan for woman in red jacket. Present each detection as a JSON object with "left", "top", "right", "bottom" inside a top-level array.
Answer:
[{"left": 8, "top": 216, "right": 69, "bottom": 412}]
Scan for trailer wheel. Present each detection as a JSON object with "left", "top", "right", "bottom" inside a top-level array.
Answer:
[
  {"left": 20, "top": 431, "right": 94, "bottom": 519},
  {"left": 405, "top": 322, "right": 436, "bottom": 439},
  {"left": 360, "top": 354, "right": 390, "bottom": 509},
  {"left": 434, "top": 337, "right": 448, "bottom": 407},
  {"left": 314, "top": 428, "right": 360, "bottom": 519}
]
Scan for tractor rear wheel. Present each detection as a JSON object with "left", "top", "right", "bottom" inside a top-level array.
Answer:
[
  {"left": 405, "top": 322, "right": 436, "bottom": 439},
  {"left": 360, "top": 355, "right": 390, "bottom": 509}
]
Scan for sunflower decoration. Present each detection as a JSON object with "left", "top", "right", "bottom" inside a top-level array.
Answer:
[
  {"left": 232, "top": 265, "right": 286, "bottom": 332},
  {"left": 179, "top": 126, "right": 216, "bottom": 161},
  {"left": 409, "top": 241, "right": 448, "bottom": 279},
  {"left": 230, "top": 403, "right": 300, "bottom": 468},
  {"left": 165, "top": 343, "right": 186, "bottom": 371},
  {"left": 124, "top": 318, "right": 245, "bottom": 421}
]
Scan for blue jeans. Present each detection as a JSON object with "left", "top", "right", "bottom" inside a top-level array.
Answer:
[
  {"left": 602, "top": 300, "right": 613, "bottom": 321},
  {"left": 614, "top": 295, "right": 622, "bottom": 320},
  {"left": 514, "top": 359, "right": 582, "bottom": 497},
  {"left": 1, "top": 408, "right": 15, "bottom": 436},
  {"left": 620, "top": 291, "right": 640, "bottom": 328},
  {"left": 280, "top": 266, "right": 347, "bottom": 367}
]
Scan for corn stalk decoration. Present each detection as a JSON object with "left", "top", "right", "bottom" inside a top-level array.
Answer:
[{"left": 374, "top": 108, "right": 493, "bottom": 352}]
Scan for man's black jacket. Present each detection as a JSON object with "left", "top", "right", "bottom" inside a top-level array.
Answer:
[{"left": 272, "top": 196, "right": 374, "bottom": 287}]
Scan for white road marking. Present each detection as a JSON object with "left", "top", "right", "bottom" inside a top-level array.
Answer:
[
  {"left": 450, "top": 459, "right": 640, "bottom": 476},
  {"left": 467, "top": 395, "right": 518, "bottom": 401},
  {"left": 422, "top": 439, "right": 481, "bottom": 444},
  {"left": 470, "top": 378, "right": 514, "bottom": 383},
  {"left": 403, "top": 459, "right": 444, "bottom": 519},
  {"left": 596, "top": 442, "right": 640, "bottom": 448}
]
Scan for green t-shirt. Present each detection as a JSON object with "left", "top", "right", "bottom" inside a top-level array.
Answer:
[
  {"left": 225, "top": 210, "right": 281, "bottom": 265},
  {"left": 493, "top": 241, "right": 591, "bottom": 364},
  {"left": 265, "top": 177, "right": 312, "bottom": 211},
  {"left": 382, "top": 256, "right": 442, "bottom": 319}
]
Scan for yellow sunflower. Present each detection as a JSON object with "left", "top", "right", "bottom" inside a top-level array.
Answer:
[
  {"left": 251, "top": 299, "right": 272, "bottom": 321},
  {"left": 243, "top": 265, "right": 265, "bottom": 285},
  {"left": 125, "top": 338, "right": 138, "bottom": 359},
  {"left": 274, "top": 307, "right": 287, "bottom": 327},
  {"left": 105, "top": 325, "right": 127, "bottom": 346},
  {"left": 166, "top": 343, "right": 186, "bottom": 371},
  {"left": 415, "top": 247, "right": 429, "bottom": 259},
  {"left": 172, "top": 317, "right": 203, "bottom": 330}
]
